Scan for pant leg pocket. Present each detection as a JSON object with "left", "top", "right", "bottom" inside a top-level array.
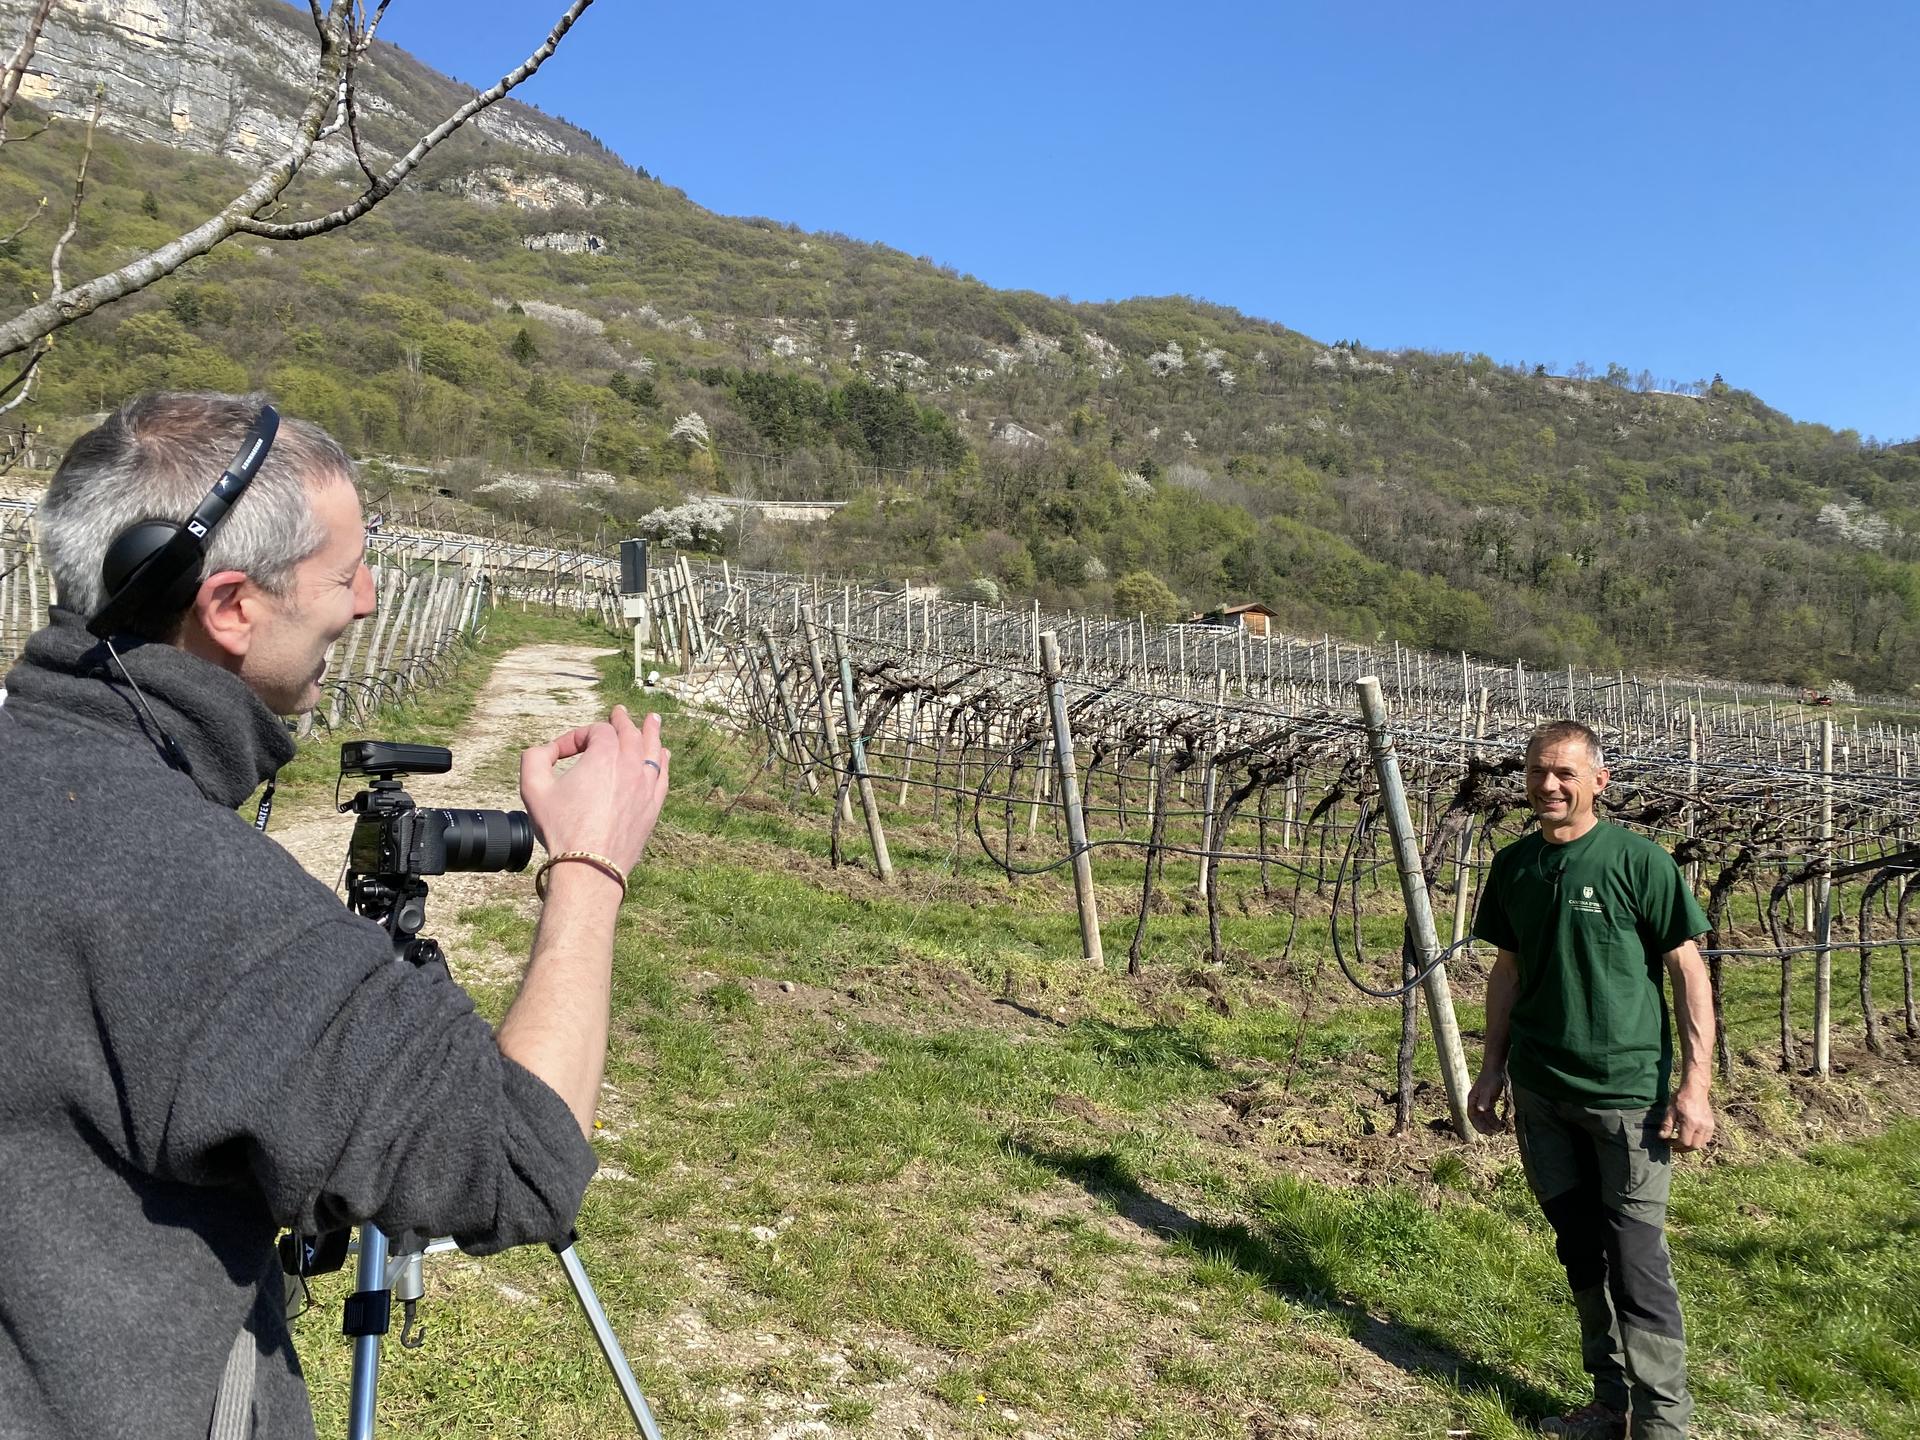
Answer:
[
  {"left": 1636, "top": 1107, "right": 1672, "bottom": 1170},
  {"left": 1609, "top": 1108, "right": 1673, "bottom": 1214}
]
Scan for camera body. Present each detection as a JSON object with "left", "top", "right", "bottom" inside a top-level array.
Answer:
[{"left": 341, "top": 742, "right": 534, "bottom": 880}]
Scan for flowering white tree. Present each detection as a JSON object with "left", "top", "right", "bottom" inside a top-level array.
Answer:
[
  {"left": 1146, "top": 341, "right": 1186, "bottom": 376},
  {"left": 638, "top": 498, "right": 733, "bottom": 550},
  {"left": 668, "top": 411, "right": 712, "bottom": 451},
  {"left": 943, "top": 577, "right": 1000, "bottom": 605}
]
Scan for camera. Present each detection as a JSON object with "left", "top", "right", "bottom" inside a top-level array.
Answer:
[
  {"left": 337, "top": 741, "right": 535, "bottom": 965},
  {"left": 341, "top": 741, "right": 535, "bottom": 878}
]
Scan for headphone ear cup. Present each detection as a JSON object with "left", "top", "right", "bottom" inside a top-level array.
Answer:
[{"left": 101, "top": 520, "right": 202, "bottom": 616}]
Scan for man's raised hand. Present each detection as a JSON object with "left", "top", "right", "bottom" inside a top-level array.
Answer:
[{"left": 519, "top": 706, "right": 669, "bottom": 874}]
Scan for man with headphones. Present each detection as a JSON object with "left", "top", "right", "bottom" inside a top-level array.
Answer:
[{"left": 0, "top": 392, "right": 669, "bottom": 1439}]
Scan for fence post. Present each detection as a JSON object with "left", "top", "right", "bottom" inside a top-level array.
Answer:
[
  {"left": 1356, "top": 676, "right": 1478, "bottom": 1144},
  {"left": 26, "top": 539, "right": 42, "bottom": 636},
  {"left": 380, "top": 573, "right": 422, "bottom": 686},
  {"left": 761, "top": 629, "right": 820, "bottom": 796},
  {"left": 1041, "top": 631, "right": 1103, "bottom": 966},
  {"left": 833, "top": 628, "right": 894, "bottom": 880},
  {"left": 1815, "top": 716, "right": 1834, "bottom": 1076},
  {"left": 798, "top": 606, "right": 855, "bottom": 824},
  {"left": 679, "top": 555, "right": 709, "bottom": 660},
  {"left": 1196, "top": 671, "right": 1225, "bottom": 898},
  {"left": 1802, "top": 739, "right": 1816, "bottom": 931},
  {"left": 1686, "top": 711, "right": 1701, "bottom": 893},
  {"left": 1450, "top": 701, "right": 1488, "bottom": 944}
]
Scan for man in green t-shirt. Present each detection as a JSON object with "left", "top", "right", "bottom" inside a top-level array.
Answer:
[{"left": 1470, "top": 720, "right": 1716, "bottom": 1440}]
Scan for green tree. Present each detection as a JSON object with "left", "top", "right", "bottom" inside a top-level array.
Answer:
[
  {"left": 1112, "top": 569, "right": 1181, "bottom": 622},
  {"left": 509, "top": 327, "right": 539, "bottom": 367}
]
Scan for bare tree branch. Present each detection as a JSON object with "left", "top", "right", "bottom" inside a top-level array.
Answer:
[
  {"left": 363, "top": 1, "right": 395, "bottom": 48},
  {"left": 0, "top": 83, "right": 101, "bottom": 417},
  {"left": 338, "top": 59, "right": 377, "bottom": 183},
  {"left": 0, "top": 2, "right": 352, "bottom": 360},
  {"left": 238, "top": 0, "right": 593, "bottom": 242},
  {"left": 1, "top": 196, "right": 46, "bottom": 249},
  {"left": 0, "top": 0, "right": 595, "bottom": 361},
  {"left": 0, "top": 344, "right": 44, "bottom": 412},
  {"left": 48, "top": 86, "right": 102, "bottom": 295},
  {"left": 0, "top": 0, "right": 56, "bottom": 143}
]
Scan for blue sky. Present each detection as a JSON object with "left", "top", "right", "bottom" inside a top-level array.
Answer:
[{"left": 377, "top": 2, "right": 1918, "bottom": 442}]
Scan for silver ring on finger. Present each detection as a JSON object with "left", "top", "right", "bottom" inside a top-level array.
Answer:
[{"left": 644, "top": 758, "right": 661, "bottom": 772}]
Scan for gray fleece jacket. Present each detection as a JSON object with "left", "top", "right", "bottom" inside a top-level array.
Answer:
[{"left": 0, "top": 612, "right": 597, "bottom": 1439}]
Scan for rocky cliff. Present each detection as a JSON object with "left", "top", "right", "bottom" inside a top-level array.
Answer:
[{"left": 0, "top": 0, "right": 595, "bottom": 173}]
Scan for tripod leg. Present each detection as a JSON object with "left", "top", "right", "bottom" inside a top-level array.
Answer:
[
  {"left": 344, "top": 1226, "right": 390, "bottom": 1440},
  {"left": 554, "top": 1242, "right": 664, "bottom": 1440}
]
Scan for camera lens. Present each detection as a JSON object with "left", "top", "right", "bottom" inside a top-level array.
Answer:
[{"left": 435, "top": 809, "right": 535, "bottom": 873}]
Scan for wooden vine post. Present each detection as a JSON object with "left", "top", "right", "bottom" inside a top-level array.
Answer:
[
  {"left": 759, "top": 628, "right": 820, "bottom": 796},
  {"left": 1040, "top": 631, "right": 1103, "bottom": 966},
  {"left": 678, "top": 555, "right": 710, "bottom": 661},
  {"left": 1815, "top": 715, "right": 1834, "bottom": 1075},
  {"left": 797, "top": 606, "right": 855, "bottom": 824},
  {"left": 1356, "top": 676, "right": 1477, "bottom": 1144},
  {"left": 1449, "top": 695, "right": 1488, "bottom": 945},
  {"left": 1685, "top": 710, "right": 1701, "bottom": 893},
  {"left": 1196, "top": 671, "right": 1225, "bottom": 899},
  {"left": 833, "top": 628, "right": 894, "bottom": 880}
]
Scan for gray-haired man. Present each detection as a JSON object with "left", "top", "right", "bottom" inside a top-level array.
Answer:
[{"left": 0, "top": 392, "right": 669, "bottom": 1439}]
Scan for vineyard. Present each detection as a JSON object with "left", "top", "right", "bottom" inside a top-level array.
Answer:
[
  {"left": 7, "top": 493, "right": 1919, "bottom": 1122},
  {"left": 644, "top": 560, "right": 1920, "bottom": 1133},
  {"left": 8, "top": 501, "right": 1920, "bottom": 1435}
]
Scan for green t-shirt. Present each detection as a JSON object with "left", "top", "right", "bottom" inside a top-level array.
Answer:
[{"left": 1472, "top": 820, "right": 1708, "bottom": 1108}]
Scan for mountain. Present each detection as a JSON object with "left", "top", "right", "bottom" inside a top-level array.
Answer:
[
  {"left": 2, "top": 0, "right": 600, "bottom": 168},
  {"left": 1, "top": 0, "right": 1916, "bottom": 695}
]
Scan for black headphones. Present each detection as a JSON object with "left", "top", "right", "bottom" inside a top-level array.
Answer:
[{"left": 87, "top": 405, "right": 280, "bottom": 640}]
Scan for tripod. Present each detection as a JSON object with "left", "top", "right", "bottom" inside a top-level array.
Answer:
[{"left": 338, "top": 868, "right": 664, "bottom": 1440}]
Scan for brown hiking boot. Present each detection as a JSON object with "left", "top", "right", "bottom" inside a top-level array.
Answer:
[{"left": 1540, "top": 1401, "right": 1627, "bottom": 1439}]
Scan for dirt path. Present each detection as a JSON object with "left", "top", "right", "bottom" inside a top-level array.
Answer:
[{"left": 269, "top": 642, "right": 616, "bottom": 986}]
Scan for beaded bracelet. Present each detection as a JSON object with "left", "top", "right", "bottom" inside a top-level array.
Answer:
[{"left": 533, "top": 850, "right": 629, "bottom": 901}]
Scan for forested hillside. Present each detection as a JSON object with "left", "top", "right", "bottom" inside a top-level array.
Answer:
[{"left": 1, "top": 37, "right": 1915, "bottom": 694}]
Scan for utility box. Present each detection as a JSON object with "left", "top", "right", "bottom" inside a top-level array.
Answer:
[
  {"left": 617, "top": 539, "right": 651, "bottom": 664},
  {"left": 618, "top": 538, "right": 648, "bottom": 595}
]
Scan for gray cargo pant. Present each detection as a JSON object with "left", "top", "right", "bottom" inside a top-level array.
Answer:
[{"left": 1512, "top": 1086, "right": 1693, "bottom": 1439}]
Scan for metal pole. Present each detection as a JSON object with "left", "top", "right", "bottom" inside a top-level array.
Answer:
[
  {"left": 345, "top": 1226, "right": 390, "bottom": 1440},
  {"left": 555, "top": 1244, "right": 665, "bottom": 1440},
  {"left": 1040, "top": 631, "right": 1103, "bottom": 965},
  {"left": 1355, "top": 676, "right": 1478, "bottom": 1143}
]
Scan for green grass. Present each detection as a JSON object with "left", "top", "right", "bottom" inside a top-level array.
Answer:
[{"left": 292, "top": 623, "right": 1920, "bottom": 1440}]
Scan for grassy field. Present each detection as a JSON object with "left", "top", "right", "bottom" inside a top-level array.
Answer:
[{"left": 293, "top": 616, "right": 1920, "bottom": 1440}]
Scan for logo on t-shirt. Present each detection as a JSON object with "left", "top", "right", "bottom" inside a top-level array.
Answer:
[{"left": 1571, "top": 884, "right": 1604, "bottom": 916}]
